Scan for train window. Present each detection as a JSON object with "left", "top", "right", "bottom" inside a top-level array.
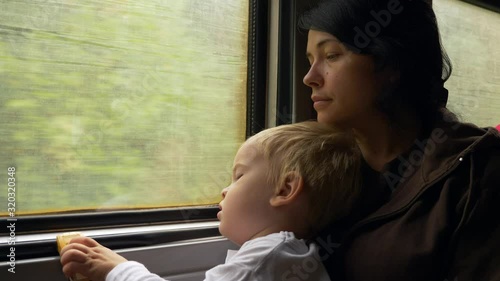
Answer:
[
  {"left": 435, "top": 0, "right": 500, "bottom": 126},
  {"left": 0, "top": 0, "right": 263, "bottom": 226}
]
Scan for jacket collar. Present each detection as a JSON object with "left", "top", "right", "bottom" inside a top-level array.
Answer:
[{"left": 356, "top": 119, "right": 500, "bottom": 224}]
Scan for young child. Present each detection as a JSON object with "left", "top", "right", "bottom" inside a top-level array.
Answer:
[{"left": 60, "top": 121, "right": 362, "bottom": 281}]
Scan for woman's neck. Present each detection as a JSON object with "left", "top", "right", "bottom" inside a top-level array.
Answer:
[{"left": 353, "top": 115, "right": 421, "bottom": 172}]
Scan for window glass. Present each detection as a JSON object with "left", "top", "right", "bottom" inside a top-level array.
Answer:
[
  {"left": 436, "top": 0, "right": 500, "bottom": 126},
  {"left": 0, "top": 0, "right": 249, "bottom": 215}
]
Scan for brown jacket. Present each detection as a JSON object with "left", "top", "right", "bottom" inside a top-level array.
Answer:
[{"left": 321, "top": 120, "right": 500, "bottom": 281}]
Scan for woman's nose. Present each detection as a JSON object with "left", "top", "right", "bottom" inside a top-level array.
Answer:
[{"left": 303, "top": 64, "right": 323, "bottom": 88}]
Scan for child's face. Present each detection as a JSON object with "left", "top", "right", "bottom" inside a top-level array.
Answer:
[{"left": 218, "top": 141, "right": 277, "bottom": 245}]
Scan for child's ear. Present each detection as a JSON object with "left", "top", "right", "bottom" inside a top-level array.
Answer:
[{"left": 270, "top": 172, "right": 305, "bottom": 207}]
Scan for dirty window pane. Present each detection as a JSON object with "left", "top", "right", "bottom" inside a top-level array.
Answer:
[
  {"left": 0, "top": 0, "right": 248, "bottom": 215},
  {"left": 435, "top": 0, "right": 500, "bottom": 126}
]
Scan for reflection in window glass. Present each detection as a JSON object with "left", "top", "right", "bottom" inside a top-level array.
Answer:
[{"left": 0, "top": 1, "right": 248, "bottom": 215}]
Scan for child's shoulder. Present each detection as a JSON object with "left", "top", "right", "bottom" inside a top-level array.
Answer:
[
  {"left": 242, "top": 231, "right": 301, "bottom": 248},
  {"left": 234, "top": 231, "right": 313, "bottom": 262},
  {"left": 206, "top": 232, "right": 330, "bottom": 280},
  {"left": 215, "top": 231, "right": 329, "bottom": 280}
]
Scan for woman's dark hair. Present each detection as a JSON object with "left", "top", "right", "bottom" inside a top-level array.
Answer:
[{"left": 299, "top": 0, "right": 453, "bottom": 129}]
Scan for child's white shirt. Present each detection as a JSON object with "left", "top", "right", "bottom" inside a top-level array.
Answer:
[{"left": 106, "top": 231, "right": 331, "bottom": 281}]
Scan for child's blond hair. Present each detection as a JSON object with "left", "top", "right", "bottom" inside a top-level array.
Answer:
[{"left": 248, "top": 121, "right": 361, "bottom": 234}]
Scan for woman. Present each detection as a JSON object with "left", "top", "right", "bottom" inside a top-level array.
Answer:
[{"left": 300, "top": 0, "right": 500, "bottom": 280}]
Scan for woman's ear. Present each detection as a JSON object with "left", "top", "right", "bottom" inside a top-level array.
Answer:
[{"left": 270, "top": 171, "right": 305, "bottom": 207}]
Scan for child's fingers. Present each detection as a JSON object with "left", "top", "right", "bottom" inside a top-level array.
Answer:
[
  {"left": 60, "top": 244, "right": 90, "bottom": 265},
  {"left": 59, "top": 240, "right": 88, "bottom": 257},
  {"left": 57, "top": 233, "right": 107, "bottom": 281},
  {"left": 60, "top": 242, "right": 126, "bottom": 281},
  {"left": 60, "top": 246, "right": 90, "bottom": 278},
  {"left": 59, "top": 236, "right": 100, "bottom": 257},
  {"left": 69, "top": 236, "right": 100, "bottom": 247},
  {"left": 61, "top": 258, "right": 88, "bottom": 279}
]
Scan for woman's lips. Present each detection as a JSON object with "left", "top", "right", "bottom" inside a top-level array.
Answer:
[{"left": 312, "top": 95, "right": 332, "bottom": 110}]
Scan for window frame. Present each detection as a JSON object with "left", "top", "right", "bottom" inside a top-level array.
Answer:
[{"left": 460, "top": 0, "right": 500, "bottom": 13}]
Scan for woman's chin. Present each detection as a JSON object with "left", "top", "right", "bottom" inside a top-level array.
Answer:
[
  {"left": 316, "top": 114, "right": 336, "bottom": 126},
  {"left": 317, "top": 115, "right": 350, "bottom": 130}
]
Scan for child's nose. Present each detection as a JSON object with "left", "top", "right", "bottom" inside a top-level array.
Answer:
[{"left": 221, "top": 187, "right": 229, "bottom": 198}]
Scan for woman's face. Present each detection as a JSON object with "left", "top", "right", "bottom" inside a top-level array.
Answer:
[{"left": 303, "top": 30, "right": 390, "bottom": 128}]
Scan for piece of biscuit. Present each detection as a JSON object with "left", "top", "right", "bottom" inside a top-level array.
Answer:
[
  {"left": 57, "top": 232, "right": 91, "bottom": 281},
  {"left": 57, "top": 232, "right": 82, "bottom": 253}
]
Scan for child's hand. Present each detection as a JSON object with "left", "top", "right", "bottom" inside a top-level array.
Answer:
[{"left": 60, "top": 236, "right": 128, "bottom": 281}]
